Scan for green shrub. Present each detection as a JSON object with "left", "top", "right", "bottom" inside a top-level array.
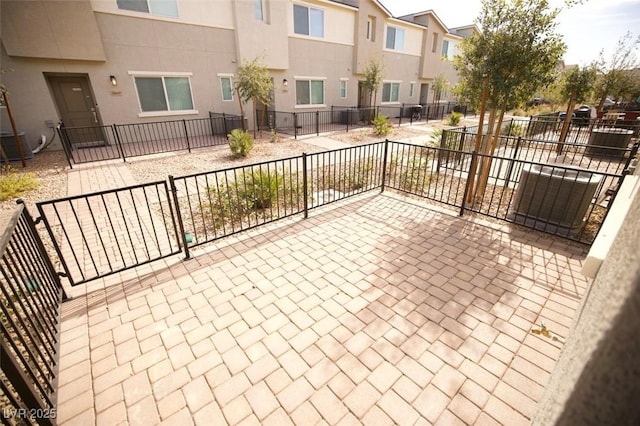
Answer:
[
  {"left": 0, "top": 167, "right": 40, "bottom": 201},
  {"left": 388, "top": 149, "right": 431, "bottom": 193},
  {"left": 242, "top": 169, "right": 282, "bottom": 209},
  {"left": 500, "top": 122, "right": 526, "bottom": 137},
  {"left": 228, "top": 129, "right": 254, "bottom": 157},
  {"left": 371, "top": 114, "right": 392, "bottom": 137},
  {"left": 447, "top": 112, "right": 462, "bottom": 126},
  {"left": 427, "top": 129, "right": 443, "bottom": 147}
]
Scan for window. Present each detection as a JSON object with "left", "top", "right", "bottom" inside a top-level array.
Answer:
[
  {"left": 117, "top": 0, "right": 178, "bottom": 17},
  {"left": 296, "top": 79, "right": 324, "bottom": 105},
  {"left": 339, "top": 80, "right": 347, "bottom": 99},
  {"left": 254, "top": 0, "right": 263, "bottom": 21},
  {"left": 441, "top": 40, "right": 450, "bottom": 58},
  {"left": 432, "top": 33, "right": 439, "bottom": 53},
  {"left": 409, "top": 82, "right": 415, "bottom": 98},
  {"left": 382, "top": 82, "right": 400, "bottom": 103},
  {"left": 133, "top": 75, "right": 194, "bottom": 113},
  {"left": 385, "top": 26, "right": 405, "bottom": 50},
  {"left": 294, "top": 4, "right": 324, "bottom": 37},
  {"left": 220, "top": 77, "right": 233, "bottom": 101},
  {"left": 366, "top": 16, "right": 376, "bottom": 41}
]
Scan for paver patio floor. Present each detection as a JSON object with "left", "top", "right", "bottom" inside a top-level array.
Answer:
[{"left": 55, "top": 191, "right": 588, "bottom": 425}]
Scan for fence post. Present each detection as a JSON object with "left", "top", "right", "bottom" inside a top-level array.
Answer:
[
  {"left": 381, "top": 139, "right": 390, "bottom": 193},
  {"left": 460, "top": 151, "right": 478, "bottom": 217},
  {"left": 182, "top": 119, "right": 191, "bottom": 153},
  {"left": 316, "top": 111, "right": 320, "bottom": 136},
  {"left": 113, "top": 124, "right": 126, "bottom": 162},
  {"left": 57, "top": 126, "right": 74, "bottom": 170},
  {"left": 302, "top": 153, "right": 309, "bottom": 219},
  {"left": 346, "top": 109, "right": 350, "bottom": 132},
  {"left": 504, "top": 136, "right": 522, "bottom": 189},
  {"left": 222, "top": 113, "right": 229, "bottom": 136},
  {"left": 16, "top": 200, "right": 69, "bottom": 301},
  {"left": 168, "top": 175, "right": 190, "bottom": 260},
  {"left": 294, "top": 113, "right": 298, "bottom": 139},
  {"left": 398, "top": 105, "right": 403, "bottom": 127}
]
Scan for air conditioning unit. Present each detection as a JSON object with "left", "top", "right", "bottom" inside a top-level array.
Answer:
[{"left": 512, "top": 163, "right": 601, "bottom": 230}]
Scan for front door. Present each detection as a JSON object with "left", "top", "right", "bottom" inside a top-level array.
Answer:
[
  {"left": 419, "top": 83, "right": 429, "bottom": 105},
  {"left": 358, "top": 81, "right": 370, "bottom": 108},
  {"left": 47, "top": 74, "right": 105, "bottom": 146}
]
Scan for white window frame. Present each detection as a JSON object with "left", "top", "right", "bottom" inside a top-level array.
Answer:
[
  {"left": 129, "top": 71, "right": 197, "bottom": 117},
  {"left": 339, "top": 78, "right": 348, "bottom": 99},
  {"left": 293, "top": 4, "right": 324, "bottom": 38},
  {"left": 381, "top": 81, "right": 401, "bottom": 104},
  {"left": 294, "top": 76, "right": 326, "bottom": 108},
  {"left": 219, "top": 74, "right": 234, "bottom": 102},
  {"left": 385, "top": 26, "right": 405, "bottom": 51},
  {"left": 116, "top": 0, "right": 179, "bottom": 18},
  {"left": 254, "top": 0, "right": 264, "bottom": 21}
]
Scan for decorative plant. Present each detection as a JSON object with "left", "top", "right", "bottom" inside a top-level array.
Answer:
[
  {"left": 228, "top": 129, "right": 254, "bottom": 157},
  {"left": 448, "top": 112, "right": 463, "bottom": 126},
  {"left": 371, "top": 114, "right": 392, "bottom": 137}
]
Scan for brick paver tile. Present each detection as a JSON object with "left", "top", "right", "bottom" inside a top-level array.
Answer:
[
  {"left": 361, "top": 405, "right": 394, "bottom": 426},
  {"left": 222, "top": 395, "right": 252, "bottom": 424},
  {"left": 93, "top": 364, "right": 133, "bottom": 395},
  {"left": 449, "top": 393, "right": 481, "bottom": 425},
  {"left": 458, "top": 336, "right": 489, "bottom": 363},
  {"left": 213, "top": 373, "right": 251, "bottom": 406},
  {"left": 277, "top": 377, "right": 314, "bottom": 414},
  {"left": 245, "top": 353, "right": 280, "bottom": 384},
  {"left": 378, "top": 390, "right": 421, "bottom": 425},
  {"left": 432, "top": 364, "right": 466, "bottom": 398},
  {"left": 168, "top": 342, "right": 196, "bottom": 370},
  {"left": 157, "top": 389, "right": 186, "bottom": 420},
  {"left": 344, "top": 332, "right": 375, "bottom": 356},
  {"left": 428, "top": 340, "right": 465, "bottom": 368},
  {"left": 95, "top": 401, "right": 127, "bottom": 426},
  {"left": 115, "top": 338, "right": 142, "bottom": 365},
  {"left": 291, "top": 401, "right": 322, "bottom": 425},
  {"left": 262, "top": 407, "right": 295, "bottom": 426},
  {"left": 122, "top": 371, "right": 152, "bottom": 408},
  {"left": 310, "top": 386, "right": 349, "bottom": 424},
  {"left": 493, "top": 381, "right": 537, "bottom": 419},
  {"left": 127, "top": 395, "right": 160, "bottom": 426},
  {"left": 414, "top": 384, "right": 450, "bottom": 423},
  {"left": 372, "top": 339, "right": 404, "bottom": 365},
  {"left": 344, "top": 381, "right": 381, "bottom": 419},
  {"left": 328, "top": 372, "right": 356, "bottom": 399},
  {"left": 265, "top": 368, "right": 293, "bottom": 394},
  {"left": 435, "top": 409, "right": 467, "bottom": 426},
  {"left": 183, "top": 376, "right": 214, "bottom": 414},
  {"left": 483, "top": 396, "right": 529, "bottom": 425},
  {"left": 222, "top": 345, "right": 252, "bottom": 375},
  {"left": 245, "top": 382, "right": 279, "bottom": 421},
  {"left": 336, "top": 352, "right": 369, "bottom": 384},
  {"left": 279, "top": 349, "right": 309, "bottom": 380},
  {"left": 305, "top": 357, "right": 340, "bottom": 389}
]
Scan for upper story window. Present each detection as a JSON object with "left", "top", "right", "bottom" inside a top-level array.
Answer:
[
  {"left": 441, "top": 39, "right": 455, "bottom": 60},
  {"left": 294, "top": 4, "right": 324, "bottom": 38},
  {"left": 132, "top": 73, "right": 195, "bottom": 115},
  {"left": 386, "top": 26, "right": 405, "bottom": 51},
  {"left": 254, "top": 0, "right": 264, "bottom": 21},
  {"left": 117, "top": 0, "right": 178, "bottom": 17},
  {"left": 367, "top": 16, "right": 376, "bottom": 41}
]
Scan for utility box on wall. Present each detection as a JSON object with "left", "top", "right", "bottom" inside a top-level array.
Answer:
[{"left": 0, "top": 131, "right": 33, "bottom": 162}]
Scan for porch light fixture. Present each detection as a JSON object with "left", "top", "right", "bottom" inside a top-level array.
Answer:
[
  {"left": 282, "top": 78, "right": 288, "bottom": 87},
  {"left": 110, "top": 75, "right": 118, "bottom": 86}
]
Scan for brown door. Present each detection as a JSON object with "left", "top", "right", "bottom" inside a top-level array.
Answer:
[
  {"left": 419, "top": 83, "right": 429, "bottom": 105},
  {"left": 48, "top": 75, "right": 105, "bottom": 146}
]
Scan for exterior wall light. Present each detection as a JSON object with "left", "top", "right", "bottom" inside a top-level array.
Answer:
[
  {"left": 110, "top": 75, "right": 118, "bottom": 86},
  {"left": 283, "top": 78, "right": 288, "bottom": 87}
]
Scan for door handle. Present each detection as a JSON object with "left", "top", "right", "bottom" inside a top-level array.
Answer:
[{"left": 92, "top": 110, "right": 98, "bottom": 124}]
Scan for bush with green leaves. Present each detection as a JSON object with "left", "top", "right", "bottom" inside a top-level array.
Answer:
[
  {"left": 447, "top": 112, "right": 463, "bottom": 126},
  {"left": 388, "top": 149, "right": 432, "bottom": 193},
  {"left": 500, "top": 122, "right": 526, "bottom": 137},
  {"left": 242, "top": 169, "right": 282, "bottom": 209},
  {"left": 0, "top": 166, "right": 39, "bottom": 201},
  {"left": 228, "top": 129, "right": 254, "bottom": 157},
  {"left": 371, "top": 114, "right": 392, "bottom": 137}
]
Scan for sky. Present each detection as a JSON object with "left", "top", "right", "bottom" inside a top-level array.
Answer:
[{"left": 382, "top": 0, "right": 640, "bottom": 66}]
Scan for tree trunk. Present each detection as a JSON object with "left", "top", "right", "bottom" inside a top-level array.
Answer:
[
  {"left": 236, "top": 88, "right": 246, "bottom": 131},
  {"left": 252, "top": 99, "right": 257, "bottom": 139},
  {"left": 557, "top": 98, "right": 576, "bottom": 154},
  {"left": 465, "top": 79, "right": 489, "bottom": 205},
  {"left": 476, "top": 106, "right": 506, "bottom": 200}
]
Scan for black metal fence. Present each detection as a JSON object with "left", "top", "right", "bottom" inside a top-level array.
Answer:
[
  {"left": 57, "top": 113, "right": 243, "bottom": 167},
  {"left": 1, "top": 201, "right": 65, "bottom": 425},
  {"left": 36, "top": 181, "right": 182, "bottom": 286}
]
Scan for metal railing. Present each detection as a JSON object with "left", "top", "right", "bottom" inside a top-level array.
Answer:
[
  {"left": 57, "top": 114, "right": 242, "bottom": 167},
  {"left": 32, "top": 136, "right": 635, "bottom": 286},
  {"left": 36, "top": 181, "right": 182, "bottom": 286},
  {"left": 1, "top": 201, "right": 65, "bottom": 425}
]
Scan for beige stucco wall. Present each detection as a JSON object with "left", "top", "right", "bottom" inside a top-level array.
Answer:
[
  {"left": 1, "top": 0, "right": 105, "bottom": 61},
  {"left": 532, "top": 174, "right": 640, "bottom": 425},
  {"left": 90, "top": 0, "right": 234, "bottom": 30},
  {"left": 420, "top": 17, "right": 447, "bottom": 80}
]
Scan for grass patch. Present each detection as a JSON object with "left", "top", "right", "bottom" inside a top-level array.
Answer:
[{"left": 0, "top": 166, "right": 40, "bottom": 201}]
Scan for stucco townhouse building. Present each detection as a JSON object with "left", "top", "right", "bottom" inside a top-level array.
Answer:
[{"left": 0, "top": 0, "right": 475, "bottom": 152}]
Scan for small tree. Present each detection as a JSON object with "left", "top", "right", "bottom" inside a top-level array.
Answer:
[
  {"left": 361, "top": 57, "right": 384, "bottom": 107},
  {"left": 432, "top": 74, "right": 449, "bottom": 103},
  {"left": 556, "top": 65, "right": 597, "bottom": 152},
  {"left": 234, "top": 57, "right": 273, "bottom": 138},
  {"left": 593, "top": 32, "right": 640, "bottom": 111}
]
